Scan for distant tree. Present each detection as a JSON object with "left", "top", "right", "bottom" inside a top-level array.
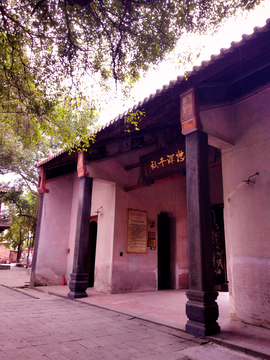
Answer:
[{"left": 0, "top": 189, "right": 38, "bottom": 262}]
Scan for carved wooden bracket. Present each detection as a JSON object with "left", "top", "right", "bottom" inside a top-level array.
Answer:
[
  {"left": 77, "top": 151, "right": 88, "bottom": 178},
  {"left": 180, "top": 88, "right": 202, "bottom": 135},
  {"left": 37, "top": 166, "right": 49, "bottom": 194}
]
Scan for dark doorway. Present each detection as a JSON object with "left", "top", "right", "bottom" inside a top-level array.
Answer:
[
  {"left": 87, "top": 217, "right": 98, "bottom": 287},
  {"left": 158, "top": 212, "right": 171, "bottom": 289},
  {"left": 211, "top": 205, "right": 228, "bottom": 291}
]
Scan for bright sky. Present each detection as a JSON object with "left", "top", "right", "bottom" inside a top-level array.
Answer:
[{"left": 98, "top": 0, "right": 270, "bottom": 126}]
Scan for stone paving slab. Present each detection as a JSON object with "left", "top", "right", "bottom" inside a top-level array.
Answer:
[
  {"left": 0, "top": 264, "right": 31, "bottom": 287},
  {"left": 0, "top": 284, "right": 265, "bottom": 360},
  {"left": 208, "top": 325, "right": 270, "bottom": 360},
  {"left": 41, "top": 285, "right": 270, "bottom": 359}
]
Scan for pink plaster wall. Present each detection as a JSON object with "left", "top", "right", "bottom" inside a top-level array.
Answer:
[
  {"left": 34, "top": 174, "right": 74, "bottom": 285},
  {"left": 206, "top": 87, "right": 270, "bottom": 328},
  {"left": 91, "top": 179, "right": 116, "bottom": 293},
  {"left": 66, "top": 173, "right": 80, "bottom": 282},
  {"left": 200, "top": 105, "right": 234, "bottom": 148},
  {"left": 209, "top": 168, "right": 224, "bottom": 206},
  {"left": 0, "top": 244, "right": 17, "bottom": 263},
  {"left": 112, "top": 176, "right": 189, "bottom": 293}
]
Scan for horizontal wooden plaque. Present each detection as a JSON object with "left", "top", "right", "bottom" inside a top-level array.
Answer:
[{"left": 140, "top": 145, "right": 186, "bottom": 182}]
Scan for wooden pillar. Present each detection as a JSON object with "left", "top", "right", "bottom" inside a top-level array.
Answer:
[
  {"left": 68, "top": 176, "right": 93, "bottom": 299},
  {"left": 185, "top": 130, "right": 220, "bottom": 338},
  {"left": 68, "top": 151, "right": 92, "bottom": 299}
]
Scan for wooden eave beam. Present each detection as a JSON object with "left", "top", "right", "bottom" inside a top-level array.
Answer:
[
  {"left": 124, "top": 174, "right": 185, "bottom": 192},
  {"left": 124, "top": 162, "right": 221, "bottom": 192},
  {"left": 124, "top": 162, "right": 140, "bottom": 171}
]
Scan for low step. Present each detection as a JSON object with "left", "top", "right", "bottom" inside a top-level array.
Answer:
[{"left": 0, "top": 264, "right": 11, "bottom": 270}]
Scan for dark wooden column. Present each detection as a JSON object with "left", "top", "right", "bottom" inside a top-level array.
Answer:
[
  {"left": 185, "top": 130, "right": 220, "bottom": 338},
  {"left": 68, "top": 176, "right": 93, "bottom": 299}
]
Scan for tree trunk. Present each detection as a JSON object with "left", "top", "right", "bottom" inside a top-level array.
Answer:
[{"left": 16, "top": 227, "right": 23, "bottom": 263}]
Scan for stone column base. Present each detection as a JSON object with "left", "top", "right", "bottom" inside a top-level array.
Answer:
[
  {"left": 68, "top": 273, "right": 88, "bottom": 299},
  {"left": 185, "top": 290, "right": 220, "bottom": 338}
]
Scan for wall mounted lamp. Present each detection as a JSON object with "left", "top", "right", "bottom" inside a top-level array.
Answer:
[
  {"left": 242, "top": 172, "right": 259, "bottom": 185},
  {"left": 96, "top": 206, "right": 103, "bottom": 214}
]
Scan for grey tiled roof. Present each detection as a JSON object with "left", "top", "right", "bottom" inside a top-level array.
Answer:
[
  {"left": 94, "top": 18, "right": 270, "bottom": 133},
  {"left": 38, "top": 18, "right": 270, "bottom": 167}
]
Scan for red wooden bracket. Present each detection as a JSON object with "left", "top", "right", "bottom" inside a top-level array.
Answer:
[
  {"left": 77, "top": 151, "right": 88, "bottom": 178},
  {"left": 37, "top": 166, "right": 49, "bottom": 194}
]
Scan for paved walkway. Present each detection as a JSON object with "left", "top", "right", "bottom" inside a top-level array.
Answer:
[{"left": 1, "top": 266, "right": 270, "bottom": 359}]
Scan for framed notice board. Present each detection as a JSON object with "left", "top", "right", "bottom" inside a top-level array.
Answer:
[{"left": 127, "top": 209, "right": 147, "bottom": 254}]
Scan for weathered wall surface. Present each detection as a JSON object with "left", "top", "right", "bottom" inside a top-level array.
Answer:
[
  {"left": 34, "top": 174, "right": 74, "bottom": 285},
  {"left": 66, "top": 173, "right": 80, "bottom": 282},
  {"left": 0, "top": 244, "right": 17, "bottom": 263},
  {"left": 206, "top": 87, "right": 270, "bottom": 328},
  {"left": 113, "top": 176, "right": 188, "bottom": 293},
  {"left": 200, "top": 104, "right": 234, "bottom": 149},
  {"left": 91, "top": 179, "right": 116, "bottom": 293},
  {"left": 209, "top": 167, "right": 224, "bottom": 206}
]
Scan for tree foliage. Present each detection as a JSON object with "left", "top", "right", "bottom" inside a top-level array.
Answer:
[
  {"left": 0, "top": 23, "right": 99, "bottom": 159},
  {"left": 0, "top": 0, "right": 262, "bottom": 156},
  {"left": 1, "top": 0, "right": 261, "bottom": 85},
  {"left": 0, "top": 138, "right": 47, "bottom": 191},
  {"left": 124, "top": 109, "right": 145, "bottom": 132}
]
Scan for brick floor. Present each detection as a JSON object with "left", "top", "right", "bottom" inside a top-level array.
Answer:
[
  {"left": 0, "top": 284, "right": 265, "bottom": 360},
  {"left": 1, "top": 266, "right": 270, "bottom": 359}
]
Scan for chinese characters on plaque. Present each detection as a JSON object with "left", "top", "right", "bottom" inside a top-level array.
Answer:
[
  {"left": 140, "top": 145, "right": 186, "bottom": 182},
  {"left": 149, "top": 149, "right": 185, "bottom": 171},
  {"left": 127, "top": 209, "right": 147, "bottom": 253},
  {"left": 180, "top": 89, "right": 202, "bottom": 135}
]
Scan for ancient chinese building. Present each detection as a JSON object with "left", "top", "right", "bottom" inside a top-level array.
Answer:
[{"left": 31, "top": 19, "right": 270, "bottom": 337}]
